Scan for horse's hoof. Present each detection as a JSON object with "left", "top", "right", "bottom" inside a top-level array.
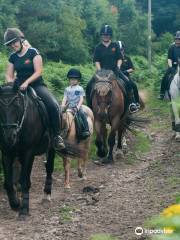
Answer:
[
  {"left": 64, "top": 184, "right": 71, "bottom": 190},
  {"left": 82, "top": 175, "right": 87, "bottom": 180},
  {"left": 78, "top": 171, "right": 83, "bottom": 178},
  {"left": 18, "top": 209, "right": 30, "bottom": 220},
  {"left": 101, "top": 158, "right": 114, "bottom": 164},
  {"left": 42, "top": 193, "right": 51, "bottom": 203},
  {"left": 115, "top": 149, "right": 124, "bottom": 159},
  {"left": 10, "top": 200, "right": 20, "bottom": 211},
  {"left": 175, "top": 132, "right": 180, "bottom": 142}
]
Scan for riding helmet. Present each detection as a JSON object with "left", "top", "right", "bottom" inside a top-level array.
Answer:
[
  {"left": 175, "top": 31, "right": 180, "bottom": 39},
  {"left": 67, "top": 68, "right": 82, "bottom": 80},
  {"left": 4, "top": 28, "right": 25, "bottom": 46},
  {"left": 100, "top": 25, "right": 113, "bottom": 36}
]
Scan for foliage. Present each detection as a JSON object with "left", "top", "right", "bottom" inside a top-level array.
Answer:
[{"left": 148, "top": 204, "right": 180, "bottom": 240}]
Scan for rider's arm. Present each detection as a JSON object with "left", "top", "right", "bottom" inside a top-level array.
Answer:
[
  {"left": 168, "top": 59, "right": 173, "bottom": 68},
  {"left": 6, "top": 62, "right": 15, "bottom": 82},
  {"left": 95, "top": 62, "right": 101, "bottom": 71},
  {"left": 117, "top": 59, "right": 122, "bottom": 69},
  {"left": 25, "top": 55, "right": 43, "bottom": 85},
  {"left": 61, "top": 96, "right": 67, "bottom": 107},
  {"left": 77, "top": 95, "right": 84, "bottom": 110}
]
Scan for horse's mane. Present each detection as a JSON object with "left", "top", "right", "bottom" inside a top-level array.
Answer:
[{"left": 0, "top": 82, "right": 15, "bottom": 94}]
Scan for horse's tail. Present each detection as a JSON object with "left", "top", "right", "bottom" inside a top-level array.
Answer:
[{"left": 125, "top": 115, "right": 150, "bottom": 131}]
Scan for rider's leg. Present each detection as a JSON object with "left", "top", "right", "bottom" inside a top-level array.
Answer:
[
  {"left": 34, "top": 85, "right": 65, "bottom": 150},
  {"left": 129, "top": 79, "right": 140, "bottom": 106},
  {"left": 117, "top": 70, "right": 139, "bottom": 113},
  {"left": 78, "top": 108, "right": 90, "bottom": 138}
]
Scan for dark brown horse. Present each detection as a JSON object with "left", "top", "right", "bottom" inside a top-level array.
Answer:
[
  {"left": 0, "top": 83, "right": 79, "bottom": 218},
  {"left": 92, "top": 70, "right": 129, "bottom": 163}
]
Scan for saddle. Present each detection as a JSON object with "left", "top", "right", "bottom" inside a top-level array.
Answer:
[{"left": 28, "top": 87, "right": 49, "bottom": 128}]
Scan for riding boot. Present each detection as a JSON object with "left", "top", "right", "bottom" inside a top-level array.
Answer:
[
  {"left": 78, "top": 109, "right": 90, "bottom": 139},
  {"left": 158, "top": 67, "right": 173, "bottom": 99},
  {"left": 117, "top": 69, "right": 139, "bottom": 113},
  {"left": 51, "top": 106, "right": 65, "bottom": 150}
]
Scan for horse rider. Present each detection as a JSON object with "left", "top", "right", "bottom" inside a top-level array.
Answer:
[
  {"left": 86, "top": 24, "right": 139, "bottom": 113},
  {"left": 62, "top": 68, "right": 90, "bottom": 139},
  {"left": 118, "top": 40, "right": 140, "bottom": 109},
  {"left": 158, "top": 30, "right": 180, "bottom": 100},
  {"left": 4, "top": 28, "right": 65, "bottom": 150}
]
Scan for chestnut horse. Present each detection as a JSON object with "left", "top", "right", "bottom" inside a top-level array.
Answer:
[
  {"left": 91, "top": 69, "right": 129, "bottom": 163},
  {"left": 61, "top": 105, "right": 94, "bottom": 188}
]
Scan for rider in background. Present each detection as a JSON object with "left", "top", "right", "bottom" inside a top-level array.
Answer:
[
  {"left": 118, "top": 41, "right": 140, "bottom": 109},
  {"left": 4, "top": 28, "right": 65, "bottom": 150},
  {"left": 158, "top": 31, "right": 180, "bottom": 100},
  {"left": 86, "top": 24, "right": 139, "bottom": 113}
]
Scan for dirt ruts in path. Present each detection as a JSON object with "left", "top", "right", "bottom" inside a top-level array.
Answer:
[{"left": 0, "top": 115, "right": 179, "bottom": 240}]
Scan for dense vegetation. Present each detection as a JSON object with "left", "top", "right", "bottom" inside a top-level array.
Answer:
[{"left": 0, "top": 0, "right": 179, "bottom": 63}]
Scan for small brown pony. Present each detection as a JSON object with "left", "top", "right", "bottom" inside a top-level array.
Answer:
[
  {"left": 61, "top": 105, "right": 94, "bottom": 188},
  {"left": 92, "top": 69, "right": 129, "bottom": 163}
]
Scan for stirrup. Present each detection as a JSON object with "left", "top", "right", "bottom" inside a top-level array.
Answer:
[
  {"left": 54, "top": 135, "right": 65, "bottom": 150},
  {"left": 129, "top": 103, "right": 139, "bottom": 113}
]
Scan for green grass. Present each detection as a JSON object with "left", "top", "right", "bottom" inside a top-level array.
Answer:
[
  {"left": 59, "top": 205, "right": 76, "bottom": 223},
  {"left": 133, "top": 131, "right": 151, "bottom": 153},
  {"left": 167, "top": 176, "right": 180, "bottom": 188},
  {"left": 90, "top": 234, "right": 119, "bottom": 240}
]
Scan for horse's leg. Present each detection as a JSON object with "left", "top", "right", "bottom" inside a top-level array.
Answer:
[
  {"left": 63, "top": 157, "right": 71, "bottom": 189},
  {"left": 116, "top": 126, "right": 126, "bottom": 157},
  {"left": 2, "top": 153, "right": 20, "bottom": 211},
  {"left": 77, "top": 158, "right": 83, "bottom": 178},
  {"left": 171, "top": 100, "right": 180, "bottom": 130},
  {"left": 105, "top": 117, "right": 120, "bottom": 163},
  {"left": 95, "top": 120, "right": 107, "bottom": 157},
  {"left": 79, "top": 150, "right": 88, "bottom": 180},
  {"left": 19, "top": 151, "right": 34, "bottom": 217},
  {"left": 170, "top": 103, "right": 176, "bottom": 132},
  {"left": 44, "top": 148, "right": 55, "bottom": 201}
]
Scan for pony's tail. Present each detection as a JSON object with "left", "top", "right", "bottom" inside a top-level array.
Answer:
[{"left": 57, "top": 140, "right": 86, "bottom": 158}]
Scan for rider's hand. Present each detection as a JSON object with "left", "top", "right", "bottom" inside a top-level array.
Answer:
[
  {"left": 20, "top": 81, "right": 29, "bottom": 91},
  {"left": 71, "top": 106, "right": 78, "bottom": 115}
]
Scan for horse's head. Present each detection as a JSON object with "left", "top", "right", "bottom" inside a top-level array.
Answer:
[
  {"left": 93, "top": 70, "right": 115, "bottom": 120},
  {"left": 0, "top": 83, "right": 26, "bottom": 148}
]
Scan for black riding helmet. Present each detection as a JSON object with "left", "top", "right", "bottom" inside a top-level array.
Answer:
[
  {"left": 175, "top": 31, "right": 180, "bottom": 39},
  {"left": 100, "top": 25, "right": 113, "bottom": 36},
  {"left": 4, "top": 28, "right": 25, "bottom": 46},
  {"left": 67, "top": 68, "right": 82, "bottom": 80}
]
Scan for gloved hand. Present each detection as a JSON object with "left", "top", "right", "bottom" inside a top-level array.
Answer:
[{"left": 71, "top": 106, "right": 78, "bottom": 115}]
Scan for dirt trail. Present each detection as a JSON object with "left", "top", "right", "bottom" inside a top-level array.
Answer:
[{"left": 0, "top": 107, "right": 179, "bottom": 240}]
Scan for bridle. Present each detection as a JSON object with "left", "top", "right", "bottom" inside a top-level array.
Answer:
[{"left": 0, "top": 91, "right": 28, "bottom": 134}]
